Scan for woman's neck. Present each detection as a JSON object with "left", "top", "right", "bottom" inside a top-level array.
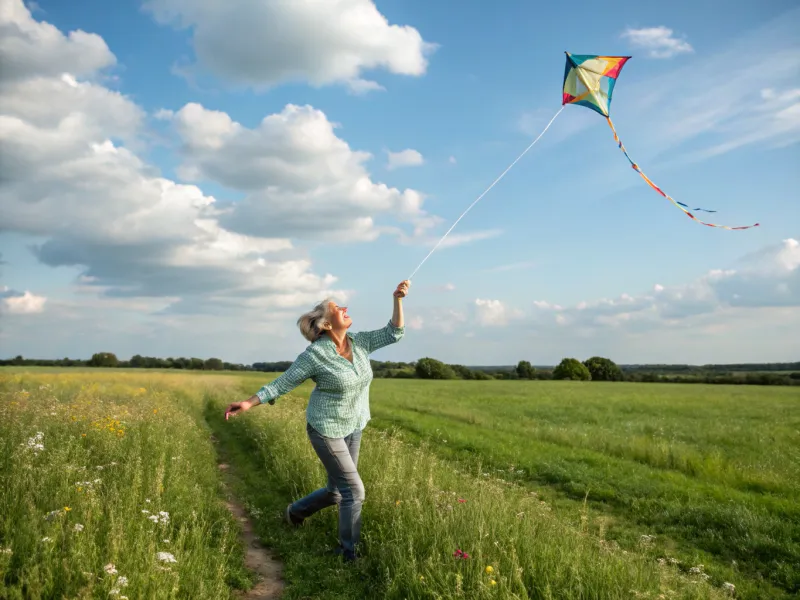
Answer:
[{"left": 326, "top": 329, "right": 348, "bottom": 351}]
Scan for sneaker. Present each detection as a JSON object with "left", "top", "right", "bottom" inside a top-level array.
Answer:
[{"left": 284, "top": 504, "right": 304, "bottom": 527}]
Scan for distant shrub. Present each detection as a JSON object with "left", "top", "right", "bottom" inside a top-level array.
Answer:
[
  {"left": 415, "top": 357, "right": 457, "bottom": 380},
  {"left": 582, "top": 356, "right": 623, "bottom": 381},
  {"left": 553, "top": 358, "right": 591, "bottom": 381}
]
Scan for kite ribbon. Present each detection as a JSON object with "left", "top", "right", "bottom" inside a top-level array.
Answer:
[
  {"left": 408, "top": 106, "right": 565, "bottom": 281},
  {"left": 606, "top": 118, "right": 760, "bottom": 230}
]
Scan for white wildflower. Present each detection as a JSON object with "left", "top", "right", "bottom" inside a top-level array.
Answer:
[
  {"left": 162, "top": 539, "right": 170, "bottom": 543},
  {"left": 116, "top": 576, "right": 129, "bottom": 587},
  {"left": 73, "top": 523, "right": 84, "bottom": 532},
  {"left": 25, "top": 432, "right": 45, "bottom": 453},
  {"left": 722, "top": 582, "right": 735, "bottom": 594},
  {"left": 109, "top": 589, "right": 120, "bottom": 596},
  {"left": 142, "top": 510, "right": 150, "bottom": 514},
  {"left": 44, "top": 510, "right": 61, "bottom": 521},
  {"left": 148, "top": 515, "right": 159, "bottom": 523},
  {"left": 145, "top": 498, "right": 151, "bottom": 503},
  {"left": 1, "top": 547, "right": 12, "bottom": 554},
  {"left": 156, "top": 551, "right": 177, "bottom": 563},
  {"left": 158, "top": 511, "right": 169, "bottom": 524},
  {"left": 41, "top": 537, "right": 52, "bottom": 542},
  {"left": 104, "top": 563, "right": 117, "bottom": 575}
]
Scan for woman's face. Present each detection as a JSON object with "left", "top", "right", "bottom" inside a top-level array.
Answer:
[{"left": 326, "top": 301, "right": 352, "bottom": 330}]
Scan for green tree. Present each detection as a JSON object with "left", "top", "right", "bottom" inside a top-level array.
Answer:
[
  {"left": 415, "top": 357, "right": 457, "bottom": 380},
  {"left": 204, "top": 358, "right": 224, "bottom": 371},
  {"left": 516, "top": 360, "right": 535, "bottom": 379},
  {"left": 552, "top": 358, "right": 591, "bottom": 381},
  {"left": 582, "top": 356, "right": 623, "bottom": 381},
  {"left": 89, "top": 352, "right": 119, "bottom": 368}
]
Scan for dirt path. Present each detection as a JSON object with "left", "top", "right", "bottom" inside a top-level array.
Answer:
[{"left": 218, "top": 462, "right": 285, "bottom": 599}]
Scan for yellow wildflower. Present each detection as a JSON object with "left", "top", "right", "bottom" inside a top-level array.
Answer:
[{"left": 485, "top": 566, "right": 494, "bottom": 574}]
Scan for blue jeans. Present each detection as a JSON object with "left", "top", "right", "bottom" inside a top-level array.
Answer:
[{"left": 290, "top": 422, "right": 364, "bottom": 559}]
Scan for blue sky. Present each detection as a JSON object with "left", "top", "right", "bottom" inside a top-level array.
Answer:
[{"left": 1, "top": 0, "right": 798, "bottom": 366}]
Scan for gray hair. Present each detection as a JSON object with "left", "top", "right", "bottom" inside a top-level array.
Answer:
[{"left": 297, "top": 297, "right": 334, "bottom": 342}]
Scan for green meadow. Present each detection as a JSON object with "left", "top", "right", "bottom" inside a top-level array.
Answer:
[{"left": 2, "top": 369, "right": 796, "bottom": 599}]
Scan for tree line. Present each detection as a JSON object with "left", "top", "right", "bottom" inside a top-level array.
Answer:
[{"left": 2, "top": 353, "right": 798, "bottom": 386}]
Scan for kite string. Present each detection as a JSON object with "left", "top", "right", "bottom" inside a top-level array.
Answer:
[{"left": 408, "top": 105, "right": 565, "bottom": 281}]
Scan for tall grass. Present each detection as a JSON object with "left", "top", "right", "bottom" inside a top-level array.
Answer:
[
  {"left": 366, "top": 379, "right": 800, "bottom": 599},
  {"left": 206, "top": 382, "right": 725, "bottom": 600},
  {"left": 0, "top": 371, "right": 251, "bottom": 599}
]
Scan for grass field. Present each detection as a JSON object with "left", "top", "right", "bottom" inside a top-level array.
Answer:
[{"left": 2, "top": 368, "right": 795, "bottom": 599}]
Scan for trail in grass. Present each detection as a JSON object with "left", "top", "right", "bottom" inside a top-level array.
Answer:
[{"left": 215, "top": 458, "right": 285, "bottom": 599}]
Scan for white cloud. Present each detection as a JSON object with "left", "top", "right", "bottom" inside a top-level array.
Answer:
[
  {"left": 1, "top": 289, "right": 46, "bottom": 314},
  {"left": 142, "top": 0, "right": 437, "bottom": 91},
  {"left": 386, "top": 148, "right": 424, "bottom": 170},
  {"left": 486, "top": 238, "right": 800, "bottom": 331},
  {"left": 0, "top": 0, "right": 115, "bottom": 83},
  {"left": 474, "top": 298, "right": 523, "bottom": 327},
  {"left": 164, "top": 102, "right": 435, "bottom": 242},
  {"left": 621, "top": 26, "right": 693, "bottom": 59},
  {"left": 448, "top": 155, "right": 457, "bottom": 165},
  {"left": 407, "top": 316, "right": 424, "bottom": 330},
  {"left": 0, "top": 0, "right": 344, "bottom": 315}
]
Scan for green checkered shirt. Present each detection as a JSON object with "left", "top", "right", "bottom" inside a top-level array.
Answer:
[{"left": 254, "top": 321, "right": 405, "bottom": 438}]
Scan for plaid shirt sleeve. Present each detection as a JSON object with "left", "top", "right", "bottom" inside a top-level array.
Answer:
[
  {"left": 352, "top": 320, "right": 405, "bottom": 354},
  {"left": 254, "top": 350, "right": 316, "bottom": 404}
]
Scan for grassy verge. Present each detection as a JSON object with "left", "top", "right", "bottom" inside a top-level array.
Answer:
[
  {"left": 366, "top": 379, "right": 800, "bottom": 599},
  {"left": 0, "top": 371, "right": 252, "bottom": 599},
  {"left": 204, "top": 380, "right": 724, "bottom": 600}
]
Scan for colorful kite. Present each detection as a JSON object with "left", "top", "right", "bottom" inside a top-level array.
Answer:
[
  {"left": 562, "top": 52, "right": 759, "bottom": 230},
  {"left": 406, "top": 51, "right": 759, "bottom": 281}
]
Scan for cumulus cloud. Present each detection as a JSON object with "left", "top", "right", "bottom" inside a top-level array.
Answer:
[
  {"left": 0, "top": 0, "right": 344, "bottom": 315},
  {"left": 485, "top": 238, "right": 800, "bottom": 332},
  {"left": 474, "top": 298, "right": 523, "bottom": 327},
  {"left": 386, "top": 148, "right": 424, "bottom": 170},
  {"left": 142, "top": 0, "right": 437, "bottom": 91},
  {"left": 0, "top": 0, "right": 115, "bottom": 83},
  {"left": 164, "top": 102, "right": 435, "bottom": 242},
  {"left": 1, "top": 288, "right": 47, "bottom": 314},
  {"left": 621, "top": 26, "right": 693, "bottom": 58}
]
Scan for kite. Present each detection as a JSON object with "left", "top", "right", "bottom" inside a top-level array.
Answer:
[
  {"left": 406, "top": 51, "right": 759, "bottom": 281},
  {"left": 562, "top": 52, "right": 759, "bottom": 230}
]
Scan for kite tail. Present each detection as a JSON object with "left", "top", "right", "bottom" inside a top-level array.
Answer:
[{"left": 605, "top": 118, "right": 760, "bottom": 230}]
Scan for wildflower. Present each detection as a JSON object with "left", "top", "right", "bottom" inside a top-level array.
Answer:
[
  {"left": 419, "top": 575, "right": 424, "bottom": 582},
  {"left": 64, "top": 506, "right": 71, "bottom": 512},
  {"left": 458, "top": 498, "right": 466, "bottom": 504},
  {"left": 145, "top": 498, "right": 151, "bottom": 503},
  {"left": 104, "top": 563, "right": 118, "bottom": 575},
  {"left": 722, "top": 582, "right": 735, "bottom": 594},
  {"left": 485, "top": 566, "right": 494, "bottom": 574},
  {"left": 73, "top": 523, "right": 84, "bottom": 532},
  {"left": 162, "top": 539, "right": 170, "bottom": 543},
  {"left": 490, "top": 580, "right": 497, "bottom": 586},
  {"left": 142, "top": 510, "right": 150, "bottom": 514},
  {"left": 45, "top": 510, "right": 61, "bottom": 521},
  {"left": 453, "top": 549, "right": 470, "bottom": 560},
  {"left": 148, "top": 515, "right": 159, "bottom": 523},
  {"left": 156, "top": 552, "right": 177, "bottom": 563},
  {"left": 41, "top": 537, "right": 52, "bottom": 542},
  {"left": 25, "top": 432, "right": 45, "bottom": 453},
  {"left": 1, "top": 547, "right": 12, "bottom": 555},
  {"left": 116, "top": 576, "right": 129, "bottom": 587},
  {"left": 395, "top": 500, "right": 402, "bottom": 507}
]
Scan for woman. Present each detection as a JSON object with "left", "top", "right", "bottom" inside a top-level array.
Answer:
[{"left": 225, "top": 280, "right": 410, "bottom": 562}]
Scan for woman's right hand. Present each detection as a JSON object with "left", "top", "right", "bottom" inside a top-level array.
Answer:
[{"left": 225, "top": 398, "right": 255, "bottom": 420}]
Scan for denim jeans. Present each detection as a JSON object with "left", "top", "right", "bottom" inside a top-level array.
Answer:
[{"left": 290, "top": 422, "right": 364, "bottom": 559}]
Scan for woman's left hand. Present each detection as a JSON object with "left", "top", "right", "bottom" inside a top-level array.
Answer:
[{"left": 393, "top": 280, "right": 410, "bottom": 298}]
